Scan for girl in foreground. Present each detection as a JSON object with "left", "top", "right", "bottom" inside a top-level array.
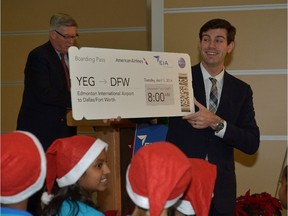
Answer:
[{"left": 41, "top": 135, "right": 110, "bottom": 216}]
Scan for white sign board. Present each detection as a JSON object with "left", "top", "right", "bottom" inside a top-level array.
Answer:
[{"left": 69, "top": 46, "right": 194, "bottom": 120}]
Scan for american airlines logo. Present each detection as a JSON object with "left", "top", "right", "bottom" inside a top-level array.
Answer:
[{"left": 115, "top": 57, "right": 148, "bottom": 65}]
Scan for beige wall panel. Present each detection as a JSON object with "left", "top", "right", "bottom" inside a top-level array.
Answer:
[
  {"left": 231, "top": 10, "right": 287, "bottom": 70},
  {"left": 2, "top": 0, "right": 146, "bottom": 31},
  {"left": 164, "top": 13, "right": 199, "bottom": 62},
  {"left": 2, "top": 35, "right": 49, "bottom": 81},
  {"left": 237, "top": 75, "right": 287, "bottom": 135},
  {"left": 164, "top": 9, "right": 287, "bottom": 69},
  {"left": 235, "top": 140, "right": 286, "bottom": 197},
  {"left": 1, "top": 85, "right": 23, "bottom": 131},
  {"left": 165, "top": 0, "right": 286, "bottom": 8}
]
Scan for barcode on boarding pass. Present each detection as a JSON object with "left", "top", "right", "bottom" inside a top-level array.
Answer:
[{"left": 178, "top": 73, "right": 191, "bottom": 112}]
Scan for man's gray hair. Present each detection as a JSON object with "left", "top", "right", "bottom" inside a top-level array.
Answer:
[{"left": 50, "top": 13, "right": 78, "bottom": 29}]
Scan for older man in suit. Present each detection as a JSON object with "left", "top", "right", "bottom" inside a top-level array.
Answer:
[
  {"left": 17, "top": 13, "right": 78, "bottom": 215},
  {"left": 17, "top": 13, "right": 78, "bottom": 151},
  {"left": 166, "top": 18, "right": 260, "bottom": 215}
]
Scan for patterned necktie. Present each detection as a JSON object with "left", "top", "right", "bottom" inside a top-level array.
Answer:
[
  {"left": 60, "top": 53, "right": 70, "bottom": 91},
  {"left": 209, "top": 77, "right": 218, "bottom": 113}
]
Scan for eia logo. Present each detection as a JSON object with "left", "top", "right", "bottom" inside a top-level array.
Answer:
[{"left": 154, "top": 56, "right": 169, "bottom": 66}]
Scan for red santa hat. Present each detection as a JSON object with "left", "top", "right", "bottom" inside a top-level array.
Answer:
[
  {"left": 126, "top": 141, "right": 192, "bottom": 216},
  {"left": 0, "top": 131, "right": 46, "bottom": 204},
  {"left": 41, "top": 135, "right": 108, "bottom": 204},
  {"left": 175, "top": 158, "right": 217, "bottom": 216}
]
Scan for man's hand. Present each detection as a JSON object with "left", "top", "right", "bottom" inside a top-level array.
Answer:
[
  {"left": 182, "top": 98, "right": 221, "bottom": 129},
  {"left": 103, "top": 116, "right": 121, "bottom": 124}
]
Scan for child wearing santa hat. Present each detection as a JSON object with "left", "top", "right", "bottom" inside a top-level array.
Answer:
[
  {"left": 0, "top": 131, "right": 46, "bottom": 216},
  {"left": 126, "top": 141, "right": 192, "bottom": 216},
  {"left": 41, "top": 135, "right": 110, "bottom": 216},
  {"left": 174, "top": 158, "right": 217, "bottom": 216}
]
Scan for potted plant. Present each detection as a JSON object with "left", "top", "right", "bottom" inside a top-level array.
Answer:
[{"left": 236, "top": 190, "right": 282, "bottom": 216}]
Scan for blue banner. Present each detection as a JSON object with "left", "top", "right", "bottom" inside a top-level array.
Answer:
[{"left": 132, "top": 123, "right": 168, "bottom": 156}]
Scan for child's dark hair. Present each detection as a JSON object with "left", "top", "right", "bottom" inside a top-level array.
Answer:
[{"left": 41, "top": 183, "right": 98, "bottom": 216}]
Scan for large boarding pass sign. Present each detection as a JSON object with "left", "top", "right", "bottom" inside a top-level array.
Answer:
[{"left": 68, "top": 46, "right": 194, "bottom": 120}]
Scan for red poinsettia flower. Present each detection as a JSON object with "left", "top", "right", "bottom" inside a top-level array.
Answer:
[{"left": 236, "top": 190, "right": 282, "bottom": 216}]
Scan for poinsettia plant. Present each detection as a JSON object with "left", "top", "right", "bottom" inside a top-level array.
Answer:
[{"left": 236, "top": 190, "right": 282, "bottom": 216}]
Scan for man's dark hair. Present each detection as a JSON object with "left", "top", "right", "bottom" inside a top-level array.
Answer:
[{"left": 199, "top": 18, "right": 236, "bottom": 45}]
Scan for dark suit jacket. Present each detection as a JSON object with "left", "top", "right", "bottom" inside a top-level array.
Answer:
[
  {"left": 17, "top": 41, "right": 76, "bottom": 150},
  {"left": 166, "top": 63, "right": 260, "bottom": 214}
]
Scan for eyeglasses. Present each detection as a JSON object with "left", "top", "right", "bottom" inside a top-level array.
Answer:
[{"left": 54, "top": 30, "right": 79, "bottom": 40}]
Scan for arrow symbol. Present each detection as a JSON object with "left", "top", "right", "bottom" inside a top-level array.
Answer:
[{"left": 99, "top": 79, "right": 107, "bottom": 84}]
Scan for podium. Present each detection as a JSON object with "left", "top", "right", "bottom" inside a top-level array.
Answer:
[{"left": 67, "top": 111, "right": 136, "bottom": 214}]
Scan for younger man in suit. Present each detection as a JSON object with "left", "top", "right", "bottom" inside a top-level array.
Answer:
[{"left": 166, "top": 18, "right": 260, "bottom": 215}]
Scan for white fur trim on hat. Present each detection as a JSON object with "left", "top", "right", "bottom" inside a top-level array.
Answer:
[
  {"left": 41, "top": 191, "right": 54, "bottom": 205},
  {"left": 175, "top": 199, "right": 195, "bottom": 215},
  {"left": 0, "top": 131, "right": 47, "bottom": 204},
  {"left": 125, "top": 165, "right": 182, "bottom": 210},
  {"left": 56, "top": 139, "right": 108, "bottom": 187}
]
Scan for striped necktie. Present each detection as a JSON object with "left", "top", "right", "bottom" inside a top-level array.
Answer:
[
  {"left": 209, "top": 77, "right": 218, "bottom": 113},
  {"left": 60, "top": 53, "right": 70, "bottom": 91}
]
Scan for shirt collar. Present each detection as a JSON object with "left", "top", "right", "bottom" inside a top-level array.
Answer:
[{"left": 200, "top": 62, "right": 224, "bottom": 83}]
